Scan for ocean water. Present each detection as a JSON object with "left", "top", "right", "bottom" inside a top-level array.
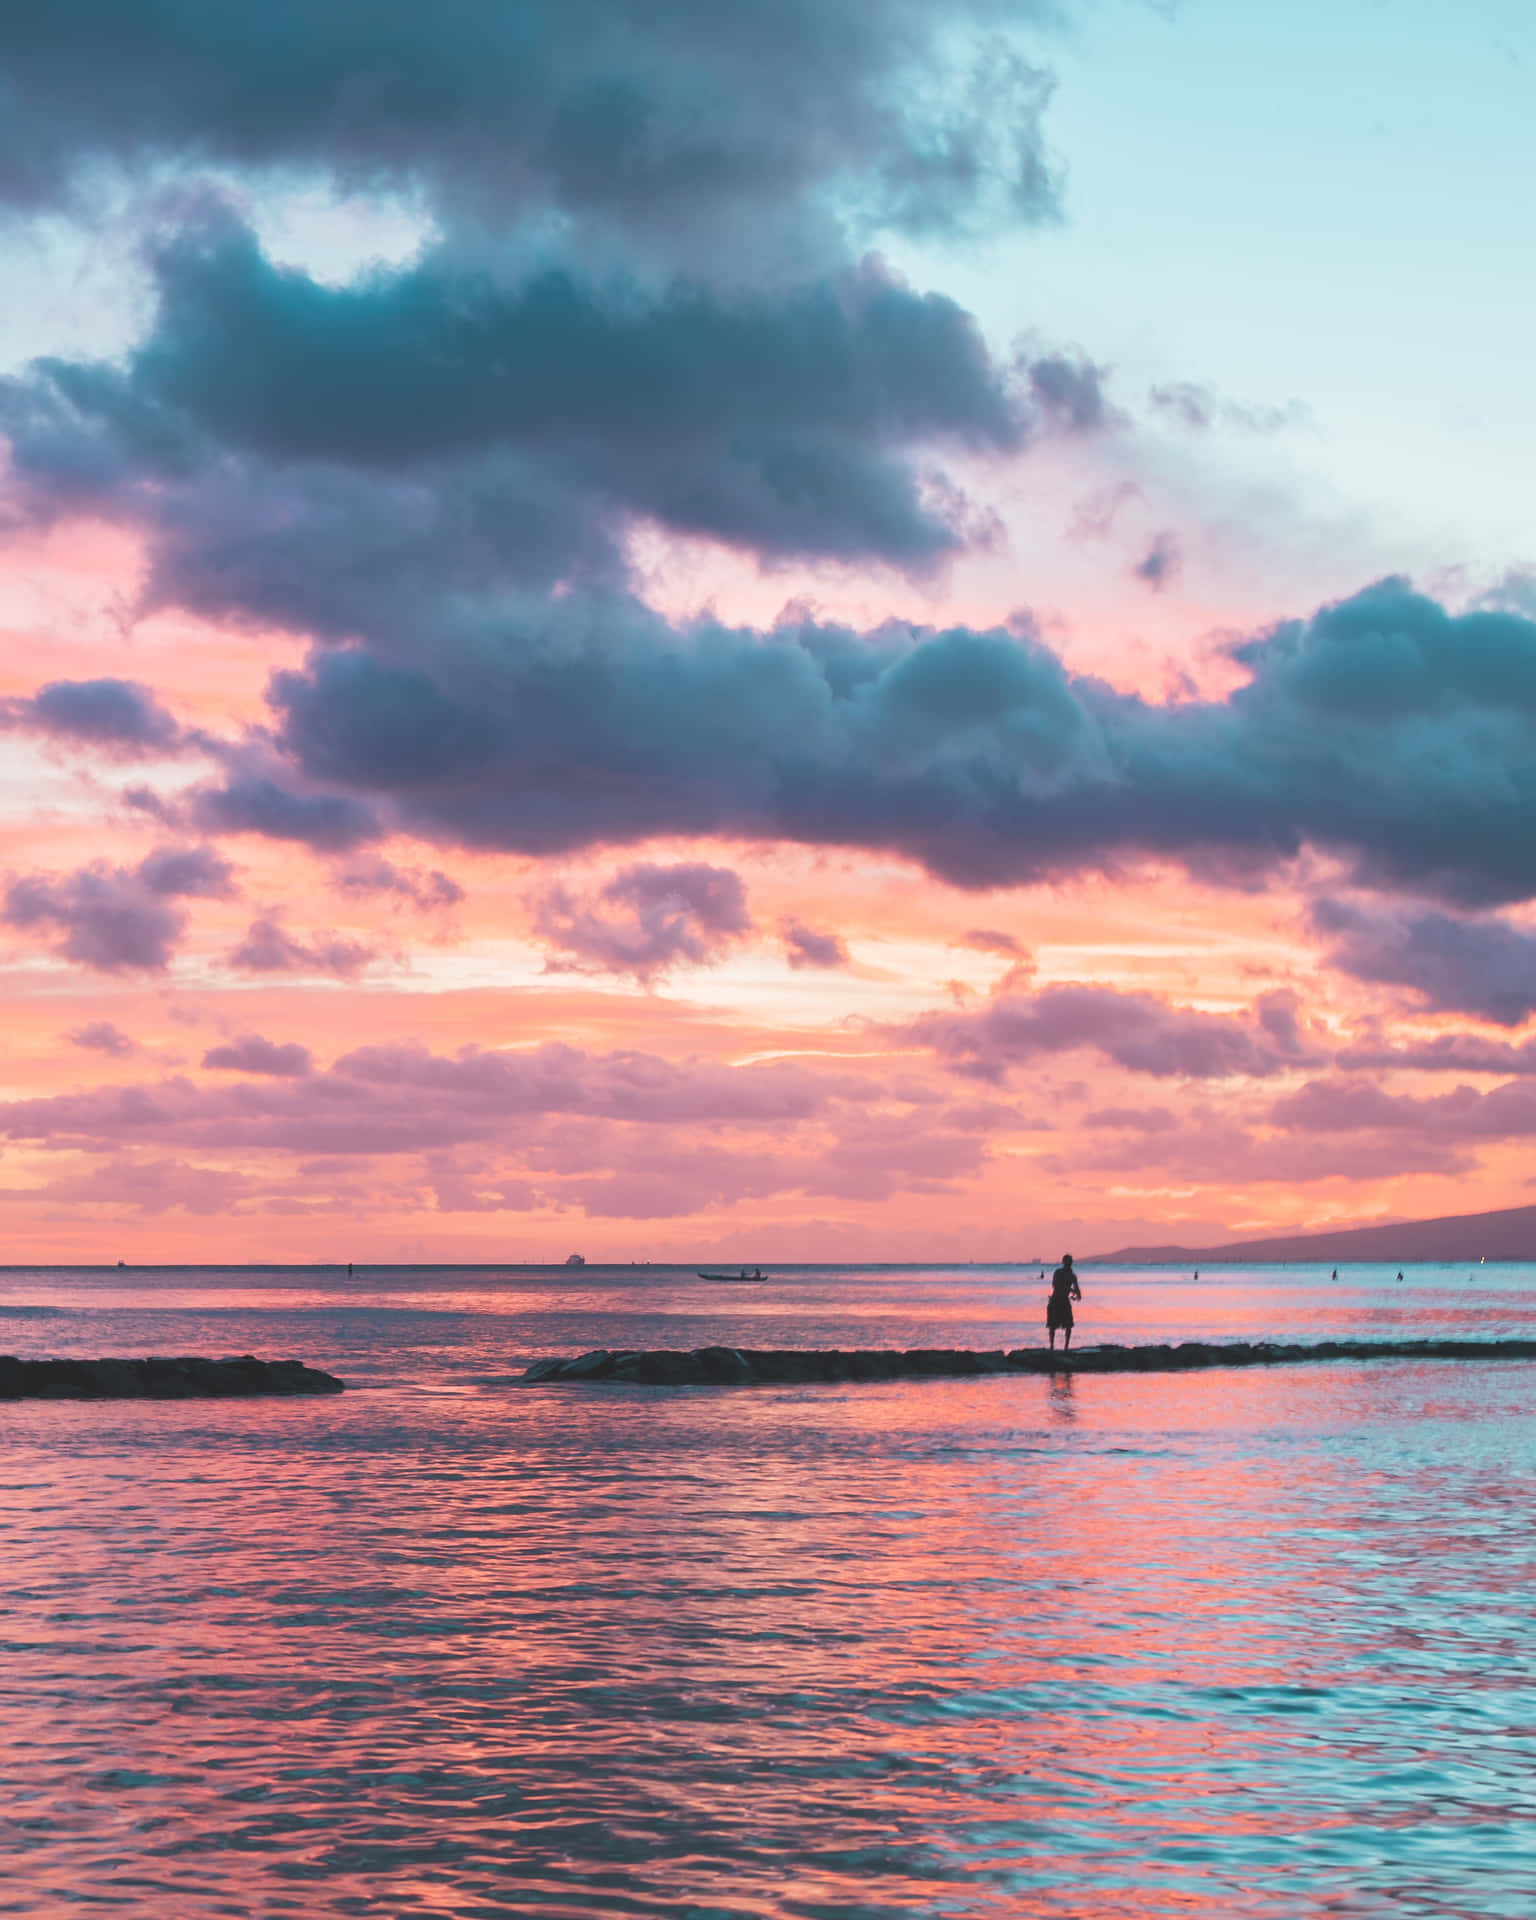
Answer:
[{"left": 2, "top": 1261, "right": 1533, "bottom": 1918}]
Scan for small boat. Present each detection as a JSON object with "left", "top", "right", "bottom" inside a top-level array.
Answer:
[{"left": 698, "top": 1268, "right": 768, "bottom": 1282}]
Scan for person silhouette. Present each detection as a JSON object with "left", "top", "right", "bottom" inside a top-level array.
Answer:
[{"left": 1047, "top": 1254, "right": 1082, "bottom": 1352}]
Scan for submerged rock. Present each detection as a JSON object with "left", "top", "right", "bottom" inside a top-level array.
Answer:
[
  {"left": 0, "top": 1355, "right": 345, "bottom": 1400},
  {"left": 519, "top": 1338, "right": 1536, "bottom": 1387}
]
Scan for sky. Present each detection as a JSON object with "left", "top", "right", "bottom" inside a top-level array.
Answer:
[{"left": 2, "top": 0, "right": 1535, "bottom": 1263}]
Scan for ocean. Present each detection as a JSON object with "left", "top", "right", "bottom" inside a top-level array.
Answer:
[{"left": 2, "top": 1261, "right": 1533, "bottom": 1917}]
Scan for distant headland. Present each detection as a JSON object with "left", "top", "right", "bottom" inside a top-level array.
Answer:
[{"left": 1093, "top": 1201, "right": 1536, "bottom": 1265}]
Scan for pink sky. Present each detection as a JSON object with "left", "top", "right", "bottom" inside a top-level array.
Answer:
[{"left": 3, "top": 7, "right": 1535, "bottom": 1261}]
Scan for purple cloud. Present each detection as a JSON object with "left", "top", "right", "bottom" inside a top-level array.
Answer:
[
  {"left": 202, "top": 1034, "right": 314, "bottom": 1078},
  {"left": 1314, "top": 897, "right": 1536, "bottom": 1026},
  {"left": 533, "top": 862, "right": 751, "bottom": 982},
  {"left": 333, "top": 859, "right": 463, "bottom": 909},
  {"left": 910, "top": 982, "right": 1322, "bottom": 1083},
  {"left": 66, "top": 1020, "right": 137, "bottom": 1056},
  {"left": 0, "top": 678, "right": 187, "bottom": 756},
  {"left": 4, "top": 845, "right": 233, "bottom": 973},
  {"left": 228, "top": 916, "right": 374, "bottom": 979},
  {"left": 961, "top": 928, "right": 1027, "bottom": 957},
  {"left": 781, "top": 917, "right": 848, "bottom": 969}
]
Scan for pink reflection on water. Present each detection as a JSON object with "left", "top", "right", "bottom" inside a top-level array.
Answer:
[{"left": 2, "top": 1282, "right": 1534, "bottom": 1917}]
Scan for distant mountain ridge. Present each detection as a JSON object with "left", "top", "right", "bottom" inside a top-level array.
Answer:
[{"left": 1094, "top": 1202, "right": 1536, "bottom": 1265}]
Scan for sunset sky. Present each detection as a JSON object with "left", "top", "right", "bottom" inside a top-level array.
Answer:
[{"left": 2, "top": 0, "right": 1535, "bottom": 1262}]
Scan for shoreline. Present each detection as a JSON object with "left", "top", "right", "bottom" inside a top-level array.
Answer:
[{"left": 522, "top": 1338, "right": 1536, "bottom": 1386}]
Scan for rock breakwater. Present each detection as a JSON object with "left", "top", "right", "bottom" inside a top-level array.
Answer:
[
  {"left": 522, "top": 1338, "right": 1536, "bottom": 1387},
  {"left": 0, "top": 1355, "right": 345, "bottom": 1400}
]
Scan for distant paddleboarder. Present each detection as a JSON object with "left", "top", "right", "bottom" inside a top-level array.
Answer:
[{"left": 1047, "top": 1255, "right": 1082, "bottom": 1352}]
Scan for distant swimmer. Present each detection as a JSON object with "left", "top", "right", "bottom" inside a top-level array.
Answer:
[
  {"left": 1193, "top": 1269, "right": 1199, "bottom": 1280},
  {"left": 1046, "top": 1254, "right": 1082, "bottom": 1353},
  {"left": 1331, "top": 1269, "right": 1338, "bottom": 1281},
  {"left": 1396, "top": 1270, "right": 1404, "bottom": 1281},
  {"left": 347, "top": 1261, "right": 352, "bottom": 1277}
]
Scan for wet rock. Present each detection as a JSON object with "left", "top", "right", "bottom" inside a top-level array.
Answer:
[
  {"left": 559, "top": 1349, "right": 620, "bottom": 1381},
  {"left": 517, "top": 1336, "right": 1536, "bottom": 1388},
  {"left": 0, "top": 1355, "right": 344, "bottom": 1399},
  {"left": 691, "top": 1346, "right": 754, "bottom": 1384},
  {"left": 521, "top": 1356, "right": 568, "bottom": 1383}
]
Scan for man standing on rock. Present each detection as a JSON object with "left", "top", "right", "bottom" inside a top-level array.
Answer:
[{"left": 1047, "top": 1255, "right": 1082, "bottom": 1353}]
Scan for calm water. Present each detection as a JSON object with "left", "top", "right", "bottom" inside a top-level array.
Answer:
[{"left": 2, "top": 1262, "right": 1533, "bottom": 1918}]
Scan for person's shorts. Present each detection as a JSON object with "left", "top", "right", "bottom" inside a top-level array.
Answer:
[{"left": 1046, "top": 1304, "right": 1073, "bottom": 1330}]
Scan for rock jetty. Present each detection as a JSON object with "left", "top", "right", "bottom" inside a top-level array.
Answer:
[
  {"left": 0, "top": 1355, "right": 345, "bottom": 1400},
  {"left": 521, "top": 1338, "right": 1536, "bottom": 1387}
]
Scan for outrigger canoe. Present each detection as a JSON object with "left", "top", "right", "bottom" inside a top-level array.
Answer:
[{"left": 697, "top": 1270, "right": 768, "bottom": 1282}]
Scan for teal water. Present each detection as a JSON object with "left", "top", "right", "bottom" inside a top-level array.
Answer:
[{"left": 2, "top": 1263, "right": 1533, "bottom": 1917}]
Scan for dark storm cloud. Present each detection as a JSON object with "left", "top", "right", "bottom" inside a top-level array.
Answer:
[
  {"left": 207, "top": 578, "right": 1536, "bottom": 908},
  {"left": 1314, "top": 898, "right": 1536, "bottom": 1027},
  {"left": 0, "top": 677, "right": 186, "bottom": 755},
  {"left": 3, "top": 844, "right": 232, "bottom": 973},
  {"left": 2, "top": 220, "right": 1026, "bottom": 569},
  {"left": 909, "top": 983, "right": 1319, "bottom": 1082},
  {"left": 533, "top": 861, "right": 751, "bottom": 982},
  {"left": 202, "top": 1034, "right": 314, "bottom": 1077},
  {"left": 131, "top": 226, "right": 1022, "bottom": 470},
  {"left": 0, "top": 1, "right": 1058, "bottom": 244},
  {"left": 781, "top": 919, "right": 849, "bottom": 969}
]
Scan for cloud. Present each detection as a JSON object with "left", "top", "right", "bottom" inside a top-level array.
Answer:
[
  {"left": 29, "top": 1156, "right": 253, "bottom": 1217},
  {"left": 202, "top": 1034, "right": 313, "bottom": 1078},
  {"left": 909, "top": 982, "right": 1322, "bottom": 1082},
  {"left": 66, "top": 1020, "right": 136, "bottom": 1056},
  {"left": 1313, "top": 898, "right": 1536, "bottom": 1026},
  {"left": 228, "top": 916, "right": 374, "bottom": 979},
  {"left": 1132, "top": 530, "right": 1181, "bottom": 591},
  {"left": 781, "top": 918, "right": 849, "bottom": 969},
  {"left": 960, "top": 928, "right": 1027, "bottom": 957},
  {"left": 1084, "top": 1105, "right": 1178, "bottom": 1131},
  {"left": 1335, "top": 1032, "right": 1536, "bottom": 1076},
  {"left": 1269, "top": 1073, "right": 1536, "bottom": 1144},
  {"left": 143, "top": 576, "right": 1536, "bottom": 910},
  {"left": 333, "top": 859, "right": 463, "bottom": 910},
  {"left": 0, "top": 1041, "right": 867, "bottom": 1163},
  {"left": 1026, "top": 352, "right": 1115, "bottom": 432},
  {"left": 190, "top": 771, "right": 381, "bottom": 852},
  {"left": 4, "top": 845, "right": 234, "bottom": 972},
  {"left": 136, "top": 843, "right": 236, "bottom": 898},
  {"left": 1147, "top": 382, "right": 1305, "bottom": 435},
  {"left": 0, "top": 1, "right": 1059, "bottom": 247},
  {"left": 0, "top": 678, "right": 186, "bottom": 756},
  {"left": 1063, "top": 1116, "right": 1470, "bottom": 1185},
  {"left": 533, "top": 861, "right": 751, "bottom": 982},
  {"left": 3, "top": 218, "right": 1026, "bottom": 570}
]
